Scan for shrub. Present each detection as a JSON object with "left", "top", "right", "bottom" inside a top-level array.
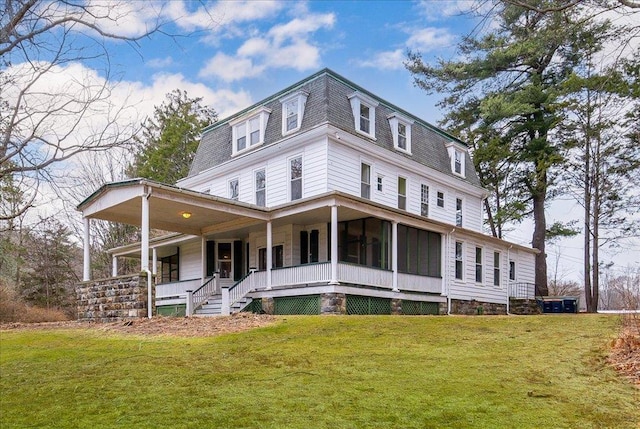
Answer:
[{"left": 0, "top": 281, "right": 69, "bottom": 323}]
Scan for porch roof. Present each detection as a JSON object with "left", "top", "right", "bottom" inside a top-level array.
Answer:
[
  {"left": 77, "top": 178, "right": 270, "bottom": 236},
  {"left": 79, "top": 179, "right": 537, "bottom": 255}
]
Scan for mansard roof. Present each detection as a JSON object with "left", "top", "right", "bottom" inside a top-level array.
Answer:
[{"left": 188, "top": 68, "right": 480, "bottom": 187}]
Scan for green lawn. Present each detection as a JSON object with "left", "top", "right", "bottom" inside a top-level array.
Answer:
[{"left": 1, "top": 315, "right": 638, "bottom": 429}]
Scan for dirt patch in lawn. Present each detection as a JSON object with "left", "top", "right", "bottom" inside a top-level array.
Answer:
[
  {"left": 0, "top": 313, "right": 277, "bottom": 337},
  {"left": 608, "top": 317, "right": 640, "bottom": 388}
]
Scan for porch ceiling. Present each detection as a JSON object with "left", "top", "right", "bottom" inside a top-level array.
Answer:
[{"left": 78, "top": 179, "right": 269, "bottom": 236}]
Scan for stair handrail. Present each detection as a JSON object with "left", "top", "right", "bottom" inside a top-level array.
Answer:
[
  {"left": 190, "top": 273, "right": 219, "bottom": 311},
  {"left": 223, "top": 268, "right": 257, "bottom": 313}
]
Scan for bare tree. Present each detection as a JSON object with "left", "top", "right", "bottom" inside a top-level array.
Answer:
[{"left": 1, "top": 0, "right": 166, "bottom": 221}]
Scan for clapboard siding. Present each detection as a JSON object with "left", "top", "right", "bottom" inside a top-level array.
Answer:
[{"left": 179, "top": 240, "right": 201, "bottom": 281}]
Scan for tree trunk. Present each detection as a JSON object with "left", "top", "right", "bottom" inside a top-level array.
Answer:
[
  {"left": 584, "top": 130, "right": 595, "bottom": 312},
  {"left": 532, "top": 191, "right": 548, "bottom": 296}
]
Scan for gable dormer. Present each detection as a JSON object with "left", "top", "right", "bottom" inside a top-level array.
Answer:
[
  {"left": 387, "top": 112, "right": 414, "bottom": 154},
  {"left": 445, "top": 141, "right": 467, "bottom": 178},
  {"left": 229, "top": 106, "right": 272, "bottom": 157},
  {"left": 348, "top": 91, "right": 379, "bottom": 140},
  {"left": 280, "top": 90, "right": 309, "bottom": 136}
]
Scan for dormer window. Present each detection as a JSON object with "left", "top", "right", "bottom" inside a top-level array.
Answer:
[
  {"left": 280, "top": 90, "right": 309, "bottom": 135},
  {"left": 230, "top": 106, "right": 272, "bottom": 156},
  {"left": 348, "top": 92, "right": 379, "bottom": 139},
  {"left": 388, "top": 113, "right": 414, "bottom": 154},
  {"left": 445, "top": 141, "right": 467, "bottom": 177}
]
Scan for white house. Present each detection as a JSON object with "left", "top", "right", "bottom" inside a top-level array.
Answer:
[{"left": 77, "top": 69, "right": 538, "bottom": 317}]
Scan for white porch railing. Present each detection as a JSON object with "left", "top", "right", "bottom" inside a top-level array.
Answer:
[
  {"left": 337, "top": 263, "right": 393, "bottom": 290},
  {"left": 156, "top": 278, "right": 202, "bottom": 299},
  {"left": 271, "top": 262, "right": 331, "bottom": 286},
  {"left": 398, "top": 272, "right": 442, "bottom": 294},
  {"left": 186, "top": 274, "right": 219, "bottom": 316}
]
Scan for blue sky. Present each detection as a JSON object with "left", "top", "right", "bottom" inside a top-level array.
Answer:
[{"left": 93, "top": 0, "right": 476, "bottom": 123}]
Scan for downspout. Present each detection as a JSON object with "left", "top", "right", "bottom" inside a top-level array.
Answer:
[
  {"left": 447, "top": 228, "right": 456, "bottom": 315},
  {"left": 506, "top": 245, "right": 513, "bottom": 315}
]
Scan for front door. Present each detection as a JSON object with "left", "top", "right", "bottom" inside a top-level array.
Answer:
[{"left": 218, "top": 242, "right": 232, "bottom": 279}]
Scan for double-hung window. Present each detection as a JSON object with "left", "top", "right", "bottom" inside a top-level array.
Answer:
[
  {"left": 231, "top": 107, "right": 271, "bottom": 156},
  {"left": 456, "top": 198, "right": 463, "bottom": 226},
  {"left": 455, "top": 242, "right": 463, "bottom": 280},
  {"left": 388, "top": 113, "right": 413, "bottom": 153},
  {"left": 348, "top": 92, "right": 378, "bottom": 139},
  {"left": 437, "top": 191, "right": 445, "bottom": 208},
  {"left": 421, "top": 184, "right": 429, "bottom": 217},
  {"left": 290, "top": 156, "right": 303, "bottom": 201},
  {"left": 454, "top": 151, "right": 462, "bottom": 174},
  {"left": 475, "top": 247, "right": 483, "bottom": 283},
  {"left": 255, "top": 169, "right": 266, "bottom": 207},
  {"left": 494, "top": 252, "right": 501, "bottom": 286},
  {"left": 361, "top": 163, "right": 371, "bottom": 199},
  {"left": 398, "top": 177, "right": 407, "bottom": 210},
  {"left": 509, "top": 261, "right": 516, "bottom": 281},
  {"left": 280, "top": 90, "right": 309, "bottom": 135},
  {"left": 229, "top": 178, "right": 239, "bottom": 201}
]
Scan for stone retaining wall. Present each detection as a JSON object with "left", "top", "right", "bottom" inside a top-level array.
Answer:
[
  {"left": 509, "top": 298, "right": 542, "bottom": 315},
  {"left": 450, "top": 299, "right": 507, "bottom": 315},
  {"left": 321, "top": 293, "right": 346, "bottom": 315},
  {"left": 76, "top": 273, "right": 154, "bottom": 322}
]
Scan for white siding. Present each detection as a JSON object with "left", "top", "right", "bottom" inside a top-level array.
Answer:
[{"left": 179, "top": 240, "right": 201, "bottom": 281}]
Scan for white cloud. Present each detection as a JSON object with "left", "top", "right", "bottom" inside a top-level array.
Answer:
[
  {"left": 199, "top": 11, "right": 335, "bottom": 82},
  {"left": 165, "top": 0, "right": 284, "bottom": 32},
  {"left": 147, "top": 56, "right": 174, "bottom": 68},
  {"left": 358, "top": 27, "right": 455, "bottom": 70}
]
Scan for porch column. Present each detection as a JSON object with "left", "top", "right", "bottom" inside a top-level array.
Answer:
[
  {"left": 392, "top": 221, "right": 399, "bottom": 292},
  {"left": 141, "top": 193, "right": 150, "bottom": 272},
  {"left": 201, "top": 236, "right": 206, "bottom": 284},
  {"left": 83, "top": 217, "right": 91, "bottom": 281},
  {"left": 152, "top": 248, "right": 157, "bottom": 276},
  {"left": 329, "top": 205, "right": 339, "bottom": 285},
  {"left": 266, "top": 221, "right": 272, "bottom": 290},
  {"left": 112, "top": 255, "right": 118, "bottom": 277}
]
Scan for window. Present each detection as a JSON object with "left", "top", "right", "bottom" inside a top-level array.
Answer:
[
  {"left": 494, "top": 252, "right": 501, "bottom": 286},
  {"left": 290, "top": 156, "right": 302, "bottom": 201},
  {"left": 255, "top": 169, "right": 266, "bottom": 207},
  {"left": 421, "top": 184, "right": 429, "bottom": 217},
  {"left": 398, "top": 177, "right": 407, "bottom": 210},
  {"left": 437, "top": 191, "right": 445, "bottom": 208},
  {"left": 454, "top": 151, "right": 462, "bottom": 174},
  {"left": 445, "top": 142, "right": 466, "bottom": 177},
  {"left": 229, "top": 179, "right": 239, "bottom": 200},
  {"left": 160, "top": 252, "right": 179, "bottom": 283},
  {"left": 396, "top": 224, "right": 442, "bottom": 277},
  {"left": 387, "top": 113, "right": 414, "bottom": 153},
  {"left": 509, "top": 260, "right": 516, "bottom": 281},
  {"left": 280, "top": 90, "right": 309, "bottom": 134},
  {"left": 455, "top": 242, "right": 463, "bottom": 280},
  {"left": 361, "top": 163, "right": 371, "bottom": 199},
  {"left": 300, "top": 230, "right": 319, "bottom": 264},
  {"left": 230, "top": 107, "right": 271, "bottom": 155},
  {"left": 360, "top": 104, "right": 370, "bottom": 134},
  {"left": 338, "top": 218, "right": 391, "bottom": 269},
  {"left": 377, "top": 175, "right": 383, "bottom": 192},
  {"left": 348, "top": 92, "right": 379, "bottom": 138},
  {"left": 258, "top": 245, "right": 284, "bottom": 270},
  {"left": 456, "top": 198, "right": 463, "bottom": 226},
  {"left": 475, "top": 247, "right": 483, "bottom": 283}
]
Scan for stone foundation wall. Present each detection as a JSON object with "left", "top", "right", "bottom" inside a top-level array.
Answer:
[
  {"left": 76, "top": 273, "right": 154, "bottom": 322},
  {"left": 509, "top": 298, "right": 542, "bottom": 315},
  {"left": 450, "top": 299, "right": 507, "bottom": 315},
  {"left": 261, "top": 297, "right": 275, "bottom": 315},
  {"left": 321, "top": 293, "right": 346, "bottom": 315},
  {"left": 391, "top": 298, "right": 403, "bottom": 315}
]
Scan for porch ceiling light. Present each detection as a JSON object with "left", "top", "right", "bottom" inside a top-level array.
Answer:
[{"left": 181, "top": 211, "right": 192, "bottom": 219}]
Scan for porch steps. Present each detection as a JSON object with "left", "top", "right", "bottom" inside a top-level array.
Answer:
[{"left": 193, "top": 295, "right": 251, "bottom": 316}]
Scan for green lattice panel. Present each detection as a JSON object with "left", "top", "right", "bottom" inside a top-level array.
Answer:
[
  {"left": 241, "top": 299, "right": 263, "bottom": 314},
  {"left": 274, "top": 295, "right": 320, "bottom": 315},
  {"left": 156, "top": 304, "right": 186, "bottom": 317},
  {"left": 402, "top": 300, "right": 439, "bottom": 315},
  {"left": 346, "top": 295, "right": 391, "bottom": 315}
]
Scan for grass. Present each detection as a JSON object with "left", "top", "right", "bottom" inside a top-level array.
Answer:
[{"left": 1, "top": 315, "right": 638, "bottom": 429}]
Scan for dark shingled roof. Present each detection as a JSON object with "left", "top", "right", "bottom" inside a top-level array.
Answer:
[{"left": 188, "top": 69, "right": 481, "bottom": 187}]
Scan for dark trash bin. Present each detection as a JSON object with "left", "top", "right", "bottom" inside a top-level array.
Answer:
[{"left": 563, "top": 298, "right": 577, "bottom": 313}]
